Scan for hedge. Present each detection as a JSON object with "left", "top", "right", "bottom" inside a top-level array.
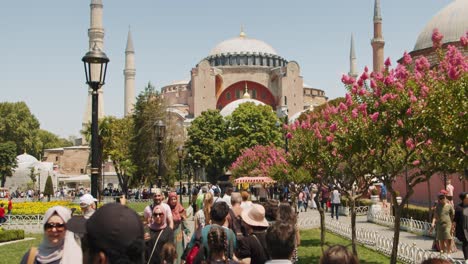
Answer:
[{"left": 0, "top": 228, "right": 25, "bottom": 243}]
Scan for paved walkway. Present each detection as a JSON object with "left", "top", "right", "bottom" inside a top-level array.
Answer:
[{"left": 296, "top": 209, "right": 465, "bottom": 261}]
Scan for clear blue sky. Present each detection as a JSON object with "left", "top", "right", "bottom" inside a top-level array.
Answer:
[{"left": 0, "top": 0, "right": 453, "bottom": 139}]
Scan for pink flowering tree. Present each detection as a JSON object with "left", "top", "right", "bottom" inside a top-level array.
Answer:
[
  {"left": 340, "top": 29, "right": 468, "bottom": 263},
  {"left": 287, "top": 109, "right": 340, "bottom": 251},
  {"left": 230, "top": 144, "right": 295, "bottom": 182}
]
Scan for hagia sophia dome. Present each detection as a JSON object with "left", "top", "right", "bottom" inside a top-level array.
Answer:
[{"left": 209, "top": 31, "right": 278, "bottom": 56}]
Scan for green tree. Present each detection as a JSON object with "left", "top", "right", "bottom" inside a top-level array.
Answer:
[
  {"left": 43, "top": 175, "right": 54, "bottom": 201},
  {"left": 0, "top": 142, "right": 18, "bottom": 187},
  {"left": 223, "top": 102, "right": 282, "bottom": 165},
  {"left": 186, "top": 109, "right": 227, "bottom": 183},
  {"left": 100, "top": 116, "right": 135, "bottom": 195},
  {"left": 37, "top": 129, "right": 73, "bottom": 150},
  {"left": 0, "top": 102, "right": 41, "bottom": 156},
  {"left": 131, "top": 83, "right": 166, "bottom": 188}
]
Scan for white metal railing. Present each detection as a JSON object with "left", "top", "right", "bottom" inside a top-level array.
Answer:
[
  {"left": 369, "top": 211, "right": 432, "bottom": 236},
  {"left": 325, "top": 218, "right": 464, "bottom": 264}
]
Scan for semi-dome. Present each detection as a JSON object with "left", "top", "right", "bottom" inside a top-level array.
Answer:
[
  {"left": 220, "top": 99, "right": 266, "bottom": 117},
  {"left": 209, "top": 30, "right": 277, "bottom": 56},
  {"left": 414, "top": 0, "right": 468, "bottom": 51}
]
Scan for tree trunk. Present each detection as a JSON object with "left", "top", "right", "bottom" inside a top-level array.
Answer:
[
  {"left": 350, "top": 197, "right": 358, "bottom": 256},
  {"left": 319, "top": 205, "right": 326, "bottom": 253},
  {"left": 427, "top": 179, "right": 432, "bottom": 221},
  {"left": 1, "top": 177, "right": 5, "bottom": 187},
  {"left": 390, "top": 201, "right": 402, "bottom": 264}
]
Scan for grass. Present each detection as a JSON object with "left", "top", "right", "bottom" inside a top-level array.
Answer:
[
  {"left": 297, "top": 229, "right": 394, "bottom": 264},
  {"left": 0, "top": 233, "right": 42, "bottom": 264}
]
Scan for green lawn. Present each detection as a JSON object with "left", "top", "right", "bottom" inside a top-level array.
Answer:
[
  {"left": 0, "top": 233, "right": 42, "bottom": 263},
  {"left": 297, "top": 229, "right": 393, "bottom": 264}
]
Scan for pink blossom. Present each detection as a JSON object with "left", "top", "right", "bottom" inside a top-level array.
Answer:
[
  {"left": 358, "top": 88, "right": 366, "bottom": 96},
  {"left": 329, "top": 123, "right": 337, "bottom": 132},
  {"left": 286, "top": 132, "right": 292, "bottom": 139},
  {"left": 412, "top": 160, "right": 420, "bottom": 166},
  {"left": 370, "top": 112, "right": 379, "bottom": 122},
  {"left": 406, "top": 108, "right": 412, "bottom": 116},
  {"left": 364, "top": 66, "right": 369, "bottom": 73},
  {"left": 431, "top": 28, "right": 443, "bottom": 49},
  {"left": 395, "top": 64, "right": 409, "bottom": 80},
  {"left": 461, "top": 32, "right": 468, "bottom": 47},
  {"left": 425, "top": 139, "right": 433, "bottom": 146},
  {"left": 360, "top": 71, "right": 369, "bottom": 81},
  {"left": 339, "top": 102, "right": 348, "bottom": 112},
  {"left": 384, "top": 75, "right": 394, "bottom": 86},
  {"left": 314, "top": 129, "right": 323, "bottom": 140},
  {"left": 384, "top": 57, "right": 392, "bottom": 67},
  {"left": 370, "top": 149, "right": 375, "bottom": 156},
  {"left": 331, "top": 148, "right": 337, "bottom": 157},
  {"left": 345, "top": 93, "right": 353, "bottom": 106},
  {"left": 410, "top": 95, "right": 418, "bottom": 103},
  {"left": 448, "top": 66, "right": 460, "bottom": 80},
  {"left": 374, "top": 101, "right": 380, "bottom": 108},
  {"left": 402, "top": 51, "right": 412, "bottom": 65},
  {"left": 370, "top": 79, "right": 377, "bottom": 89},
  {"left": 341, "top": 74, "right": 354, "bottom": 85},
  {"left": 415, "top": 57, "right": 430, "bottom": 72},
  {"left": 405, "top": 138, "right": 415, "bottom": 150},
  {"left": 351, "top": 109, "right": 359, "bottom": 119},
  {"left": 326, "top": 135, "right": 334, "bottom": 143},
  {"left": 397, "top": 119, "right": 403, "bottom": 127},
  {"left": 343, "top": 116, "right": 349, "bottom": 123},
  {"left": 351, "top": 85, "right": 358, "bottom": 95},
  {"left": 357, "top": 78, "right": 364, "bottom": 87}
]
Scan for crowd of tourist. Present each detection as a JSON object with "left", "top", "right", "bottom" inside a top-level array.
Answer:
[{"left": 17, "top": 185, "right": 364, "bottom": 264}]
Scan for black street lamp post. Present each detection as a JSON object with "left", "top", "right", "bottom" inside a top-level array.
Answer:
[
  {"left": 177, "top": 146, "right": 184, "bottom": 204},
  {"left": 82, "top": 43, "right": 109, "bottom": 199},
  {"left": 155, "top": 120, "right": 166, "bottom": 188}
]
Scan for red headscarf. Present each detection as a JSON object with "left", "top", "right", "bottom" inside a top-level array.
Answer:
[{"left": 168, "top": 192, "right": 185, "bottom": 223}]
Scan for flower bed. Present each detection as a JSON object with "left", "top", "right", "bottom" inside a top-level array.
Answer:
[{"left": 9, "top": 201, "right": 82, "bottom": 215}]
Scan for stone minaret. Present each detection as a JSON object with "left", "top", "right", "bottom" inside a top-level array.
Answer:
[
  {"left": 124, "top": 29, "right": 136, "bottom": 116},
  {"left": 371, "top": 0, "right": 385, "bottom": 73},
  {"left": 349, "top": 33, "right": 358, "bottom": 78},
  {"left": 83, "top": 0, "right": 105, "bottom": 131}
]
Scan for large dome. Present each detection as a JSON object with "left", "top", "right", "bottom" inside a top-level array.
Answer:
[
  {"left": 414, "top": 0, "right": 468, "bottom": 51},
  {"left": 209, "top": 31, "right": 277, "bottom": 56}
]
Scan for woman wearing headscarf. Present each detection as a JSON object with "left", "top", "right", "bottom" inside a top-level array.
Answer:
[
  {"left": 20, "top": 206, "right": 82, "bottom": 264},
  {"left": 167, "top": 192, "right": 189, "bottom": 264},
  {"left": 146, "top": 205, "right": 175, "bottom": 264}
]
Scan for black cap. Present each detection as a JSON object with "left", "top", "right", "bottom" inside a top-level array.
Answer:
[{"left": 85, "top": 203, "right": 144, "bottom": 252}]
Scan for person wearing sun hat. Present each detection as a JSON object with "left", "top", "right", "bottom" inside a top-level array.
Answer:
[
  {"left": 238, "top": 203, "right": 271, "bottom": 264},
  {"left": 431, "top": 189, "right": 455, "bottom": 255},
  {"left": 79, "top": 193, "right": 97, "bottom": 219}
]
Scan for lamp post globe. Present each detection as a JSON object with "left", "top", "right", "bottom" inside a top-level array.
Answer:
[
  {"left": 177, "top": 145, "right": 184, "bottom": 204},
  {"left": 82, "top": 43, "right": 109, "bottom": 200},
  {"left": 155, "top": 120, "right": 166, "bottom": 188}
]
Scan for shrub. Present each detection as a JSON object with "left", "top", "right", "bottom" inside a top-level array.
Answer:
[
  {"left": 6, "top": 201, "right": 82, "bottom": 215},
  {"left": 0, "top": 229, "right": 25, "bottom": 243},
  {"left": 43, "top": 175, "right": 54, "bottom": 198}
]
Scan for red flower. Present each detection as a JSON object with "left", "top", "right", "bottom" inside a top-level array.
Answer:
[
  {"left": 370, "top": 112, "right": 379, "bottom": 122},
  {"left": 384, "top": 57, "right": 392, "bottom": 67},
  {"left": 402, "top": 51, "right": 412, "bottom": 65}
]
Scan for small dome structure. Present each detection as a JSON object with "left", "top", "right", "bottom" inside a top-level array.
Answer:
[
  {"left": 220, "top": 99, "right": 266, "bottom": 117},
  {"left": 17, "top": 153, "right": 39, "bottom": 165},
  {"left": 413, "top": 0, "right": 468, "bottom": 51},
  {"left": 209, "top": 30, "right": 277, "bottom": 56}
]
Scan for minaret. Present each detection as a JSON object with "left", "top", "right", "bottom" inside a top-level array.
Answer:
[
  {"left": 371, "top": 0, "right": 385, "bottom": 73},
  {"left": 349, "top": 34, "right": 358, "bottom": 78},
  {"left": 83, "top": 0, "right": 105, "bottom": 131},
  {"left": 124, "top": 28, "right": 136, "bottom": 116}
]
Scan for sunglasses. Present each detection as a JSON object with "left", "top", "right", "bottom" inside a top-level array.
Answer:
[
  {"left": 153, "top": 213, "right": 164, "bottom": 217},
  {"left": 45, "top": 222, "right": 66, "bottom": 231}
]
